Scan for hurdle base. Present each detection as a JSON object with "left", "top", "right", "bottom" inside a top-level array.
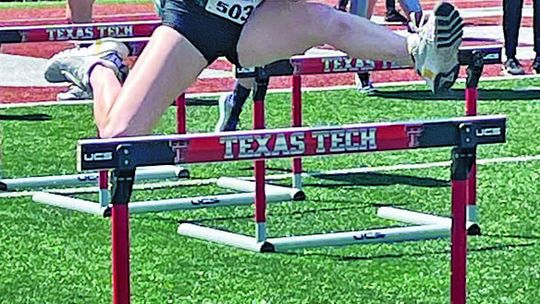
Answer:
[
  {"left": 377, "top": 207, "right": 480, "bottom": 236},
  {"left": 216, "top": 177, "right": 305, "bottom": 201},
  {"left": 129, "top": 189, "right": 294, "bottom": 214},
  {"left": 178, "top": 222, "right": 451, "bottom": 253},
  {"left": 1, "top": 165, "right": 188, "bottom": 191},
  {"left": 33, "top": 178, "right": 301, "bottom": 216},
  {"left": 33, "top": 192, "right": 109, "bottom": 217}
]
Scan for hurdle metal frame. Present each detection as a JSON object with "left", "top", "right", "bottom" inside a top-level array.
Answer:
[{"left": 77, "top": 114, "right": 506, "bottom": 304}]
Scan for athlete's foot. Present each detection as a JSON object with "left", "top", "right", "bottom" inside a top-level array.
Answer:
[
  {"left": 44, "top": 38, "right": 129, "bottom": 91},
  {"left": 407, "top": 2, "right": 463, "bottom": 94},
  {"left": 215, "top": 93, "right": 240, "bottom": 132}
]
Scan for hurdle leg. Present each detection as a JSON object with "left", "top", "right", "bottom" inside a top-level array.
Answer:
[
  {"left": 292, "top": 75, "right": 303, "bottom": 189},
  {"left": 253, "top": 73, "right": 269, "bottom": 242},
  {"left": 464, "top": 52, "right": 484, "bottom": 223},
  {"left": 98, "top": 170, "right": 110, "bottom": 207},
  {"left": 176, "top": 93, "right": 187, "bottom": 134},
  {"left": 109, "top": 167, "right": 136, "bottom": 304},
  {"left": 450, "top": 147, "right": 475, "bottom": 304}
]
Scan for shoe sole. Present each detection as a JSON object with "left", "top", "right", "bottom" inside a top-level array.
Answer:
[
  {"left": 434, "top": 3, "right": 464, "bottom": 49},
  {"left": 431, "top": 2, "right": 463, "bottom": 94}
]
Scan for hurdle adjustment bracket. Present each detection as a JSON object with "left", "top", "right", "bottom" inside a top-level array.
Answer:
[
  {"left": 456, "top": 121, "right": 487, "bottom": 193},
  {"left": 466, "top": 51, "right": 485, "bottom": 89},
  {"left": 109, "top": 144, "right": 137, "bottom": 205}
]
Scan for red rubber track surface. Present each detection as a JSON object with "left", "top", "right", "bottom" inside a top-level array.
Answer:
[{"left": 0, "top": 0, "right": 528, "bottom": 103}]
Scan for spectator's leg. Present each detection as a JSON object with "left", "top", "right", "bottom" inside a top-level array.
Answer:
[
  {"left": 503, "top": 0, "right": 525, "bottom": 74},
  {"left": 386, "top": 0, "right": 396, "bottom": 12},
  {"left": 385, "top": 0, "right": 408, "bottom": 23},
  {"left": 503, "top": 0, "right": 524, "bottom": 59},
  {"left": 337, "top": 0, "right": 349, "bottom": 11},
  {"left": 358, "top": 0, "right": 380, "bottom": 94},
  {"left": 533, "top": 0, "right": 540, "bottom": 72},
  {"left": 534, "top": 0, "right": 540, "bottom": 56},
  {"left": 66, "top": 0, "right": 95, "bottom": 23}
]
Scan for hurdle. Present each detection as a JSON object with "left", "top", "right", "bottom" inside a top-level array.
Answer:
[
  {"left": 28, "top": 66, "right": 303, "bottom": 215},
  {"left": 77, "top": 114, "right": 506, "bottom": 304},
  {"left": 1, "top": 94, "right": 188, "bottom": 194},
  {"left": 0, "top": 20, "right": 184, "bottom": 192},
  {"left": 82, "top": 40, "right": 501, "bottom": 223},
  {"left": 31, "top": 91, "right": 304, "bottom": 216},
  {"left": 235, "top": 45, "right": 503, "bottom": 224},
  {"left": 0, "top": 20, "right": 160, "bottom": 43}
]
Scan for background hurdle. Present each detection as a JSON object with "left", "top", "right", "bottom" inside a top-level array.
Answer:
[
  {"left": 1, "top": 19, "right": 303, "bottom": 213},
  {"left": 76, "top": 114, "right": 506, "bottom": 304},
  {"left": 31, "top": 80, "right": 303, "bottom": 215},
  {"left": 235, "top": 45, "right": 502, "bottom": 225},
  {"left": 31, "top": 91, "right": 304, "bottom": 216},
  {"left": 0, "top": 20, "right": 183, "bottom": 193}
]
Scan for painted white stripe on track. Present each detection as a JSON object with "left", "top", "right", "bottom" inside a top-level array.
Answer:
[
  {"left": 2, "top": 74, "right": 540, "bottom": 109},
  {"left": 2, "top": 154, "right": 540, "bottom": 199}
]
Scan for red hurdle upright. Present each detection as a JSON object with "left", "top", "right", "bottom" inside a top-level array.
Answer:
[{"left": 463, "top": 51, "right": 486, "bottom": 223}]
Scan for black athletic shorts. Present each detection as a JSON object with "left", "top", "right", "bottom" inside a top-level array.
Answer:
[{"left": 161, "top": 0, "right": 247, "bottom": 66}]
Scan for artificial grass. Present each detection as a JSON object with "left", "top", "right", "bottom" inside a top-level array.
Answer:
[{"left": 1, "top": 78, "right": 540, "bottom": 303}]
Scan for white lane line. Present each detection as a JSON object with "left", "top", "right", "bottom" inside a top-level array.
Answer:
[
  {"left": 2, "top": 154, "right": 539, "bottom": 199},
  {"left": 2, "top": 73, "right": 540, "bottom": 109}
]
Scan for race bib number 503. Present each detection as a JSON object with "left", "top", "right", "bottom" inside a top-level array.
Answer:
[{"left": 205, "top": 0, "right": 263, "bottom": 24}]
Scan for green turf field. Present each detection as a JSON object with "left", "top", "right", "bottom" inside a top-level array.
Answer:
[{"left": 1, "top": 78, "right": 540, "bottom": 303}]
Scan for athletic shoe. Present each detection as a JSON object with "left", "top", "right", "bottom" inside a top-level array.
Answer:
[
  {"left": 407, "top": 2, "right": 463, "bottom": 94},
  {"left": 503, "top": 58, "right": 525, "bottom": 75},
  {"left": 56, "top": 85, "right": 93, "bottom": 101},
  {"left": 215, "top": 93, "right": 240, "bottom": 132},
  {"left": 44, "top": 38, "right": 129, "bottom": 91},
  {"left": 532, "top": 56, "right": 540, "bottom": 74},
  {"left": 385, "top": 9, "right": 408, "bottom": 23},
  {"left": 355, "top": 73, "right": 377, "bottom": 94}
]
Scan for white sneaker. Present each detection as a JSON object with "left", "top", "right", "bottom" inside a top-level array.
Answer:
[
  {"left": 355, "top": 74, "right": 377, "bottom": 94},
  {"left": 407, "top": 2, "right": 463, "bottom": 94},
  {"left": 44, "top": 38, "right": 130, "bottom": 91},
  {"left": 56, "top": 85, "right": 93, "bottom": 101}
]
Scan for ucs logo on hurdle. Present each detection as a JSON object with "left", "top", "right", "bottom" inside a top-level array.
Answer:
[{"left": 475, "top": 127, "right": 502, "bottom": 137}]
